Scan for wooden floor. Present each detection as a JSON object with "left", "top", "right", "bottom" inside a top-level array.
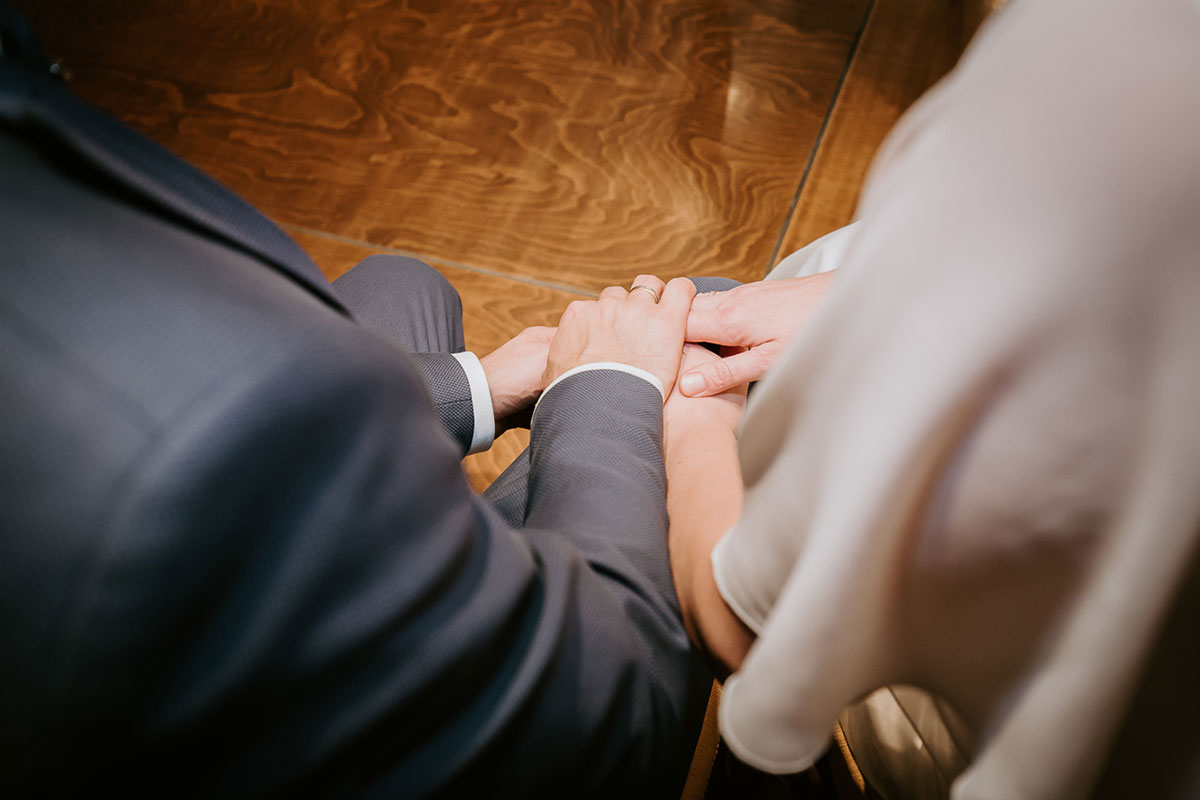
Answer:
[{"left": 14, "top": 0, "right": 976, "bottom": 489}]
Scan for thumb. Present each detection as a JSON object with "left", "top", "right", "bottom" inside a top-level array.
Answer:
[{"left": 678, "top": 346, "right": 773, "bottom": 397}]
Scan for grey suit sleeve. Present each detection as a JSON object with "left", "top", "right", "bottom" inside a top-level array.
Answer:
[
  {"left": 47, "top": 338, "right": 707, "bottom": 798},
  {"left": 526, "top": 370, "right": 679, "bottom": 608},
  {"left": 409, "top": 350, "right": 475, "bottom": 454}
]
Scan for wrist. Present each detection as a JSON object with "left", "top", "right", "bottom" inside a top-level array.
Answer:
[
  {"left": 665, "top": 398, "right": 741, "bottom": 437},
  {"left": 664, "top": 410, "right": 739, "bottom": 465},
  {"left": 477, "top": 352, "right": 506, "bottom": 414}
]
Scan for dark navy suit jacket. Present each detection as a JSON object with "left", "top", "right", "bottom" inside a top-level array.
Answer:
[{"left": 0, "top": 15, "right": 707, "bottom": 797}]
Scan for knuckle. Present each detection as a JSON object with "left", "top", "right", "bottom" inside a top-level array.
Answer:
[
  {"left": 749, "top": 344, "right": 774, "bottom": 364},
  {"left": 708, "top": 358, "right": 735, "bottom": 388},
  {"left": 712, "top": 301, "right": 737, "bottom": 330}
]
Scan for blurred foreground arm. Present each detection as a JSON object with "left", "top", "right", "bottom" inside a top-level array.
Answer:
[{"left": 664, "top": 344, "right": 755, "bottom": 677}]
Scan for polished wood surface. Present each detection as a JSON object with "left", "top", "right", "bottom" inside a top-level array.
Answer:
[
  {"left": 17, "top": 0, "right": 869, "bottom": 291},
  {"left": 776, "top": 0, "right": 999, "bottom": 260}
]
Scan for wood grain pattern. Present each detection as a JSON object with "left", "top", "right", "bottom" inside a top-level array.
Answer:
[
  {"left": 15, "top": 0, "right": 869, "bottom": 291},
  {"left": 774, "top": 0, "right": 993, "bottom": 261},
  {"left": 289, "top": 230, "right": 583, "bottom": 353},
  {"left": 290, "top": 229, "right": 579, "bottom": 490}
]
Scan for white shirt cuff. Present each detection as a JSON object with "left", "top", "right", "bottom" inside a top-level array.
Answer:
[
  {"left": 536, "top": 362, "right": 665, "bottom": 413},
  {"left": 450, "top": 351, "right": 495, "bottom": 454}
]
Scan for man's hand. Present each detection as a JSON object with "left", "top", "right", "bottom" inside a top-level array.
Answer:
[
  {"left": 680, "top": 272, "right": 835, "bottom": 397},
  {"left": 544, "top": 275, "right": 697, "bottom": 397},
  {"left": 480, "top": 326, "right": 555, "bottom": 433}
]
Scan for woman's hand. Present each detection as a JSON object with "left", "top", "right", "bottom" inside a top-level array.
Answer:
[{"left": 680, "top": 272, "right": 835, "bottom": 396}]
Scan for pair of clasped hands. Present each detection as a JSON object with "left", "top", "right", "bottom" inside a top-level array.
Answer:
[{"left": 479, "top": 273, "right": 831, "bottom": 435}]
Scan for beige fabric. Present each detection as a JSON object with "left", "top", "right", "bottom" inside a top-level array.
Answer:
[
  {"left": 712, "top": 1, "right": 1200, "bottom": 798},
  {"left": 772, "top": 226, "right": 978, "bottom": 800}
]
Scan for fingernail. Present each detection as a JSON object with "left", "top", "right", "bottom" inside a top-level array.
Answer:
[{"left": 680, "top": 373, "right": 705, "bottom": 395}]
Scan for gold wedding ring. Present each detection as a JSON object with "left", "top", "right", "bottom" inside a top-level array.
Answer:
[{"left": 630, "top": 284, "right": 661, "bottom": 303}]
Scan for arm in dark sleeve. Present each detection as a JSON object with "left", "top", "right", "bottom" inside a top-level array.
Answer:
[
  {"left": 409, "top": 351, "right": 476, "bottom": 454},
  {"left": 49, "top": 336, "right": 707, "bottom": 799}
]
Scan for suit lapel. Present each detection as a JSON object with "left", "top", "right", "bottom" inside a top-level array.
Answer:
[{"left": 0, "top": 54, "right": 347, "bottom": 314}]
